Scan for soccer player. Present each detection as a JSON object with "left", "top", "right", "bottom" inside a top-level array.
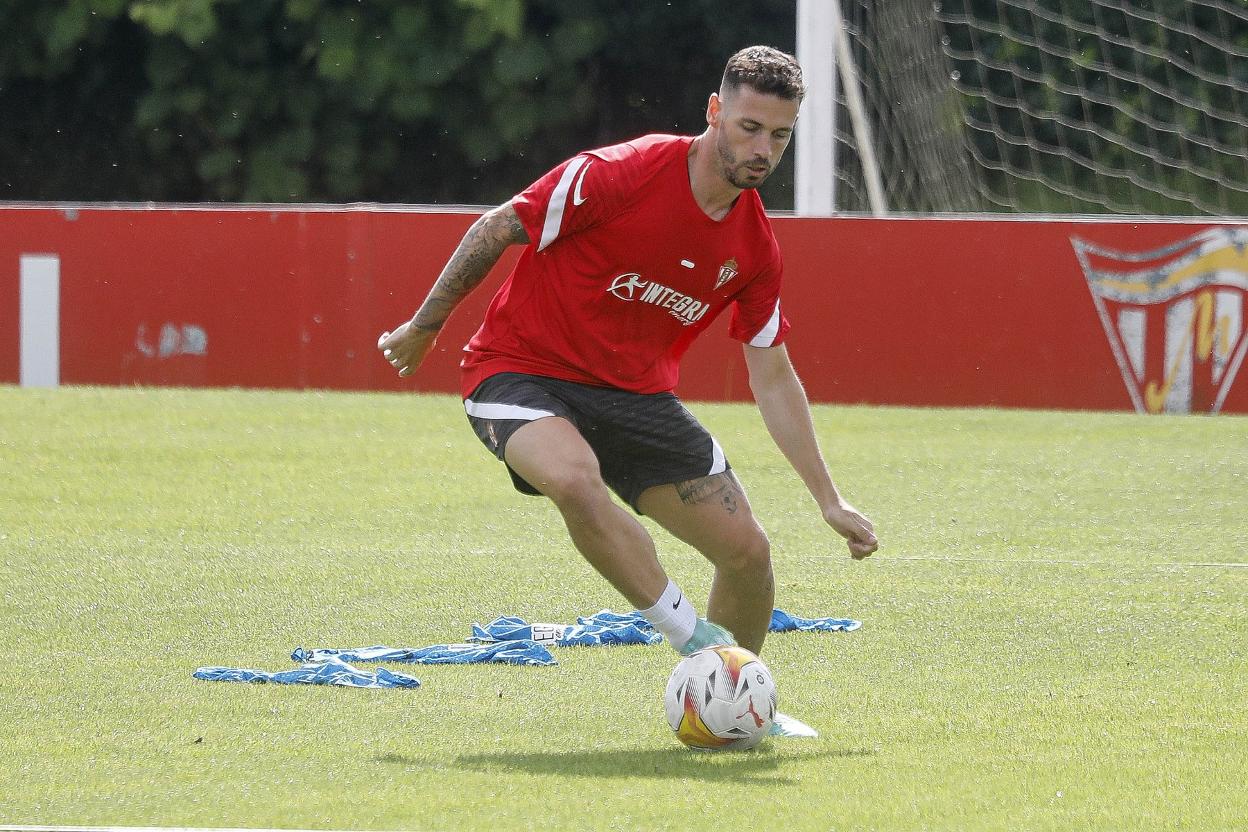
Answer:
[{"left": 379, "top": 46, "right": 878, "bottom": 726}]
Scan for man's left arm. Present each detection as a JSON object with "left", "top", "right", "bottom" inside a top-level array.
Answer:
[{"left": 743, "top": 343, "right": 879, "bottom": 559}]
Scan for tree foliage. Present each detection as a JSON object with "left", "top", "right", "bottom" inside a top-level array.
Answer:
[{"left": 0, "top": 0, "right": 796, "bottom": 205}]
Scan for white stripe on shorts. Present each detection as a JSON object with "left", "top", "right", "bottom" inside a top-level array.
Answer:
[
  {"left": 464, "top": 399, "right": 556, "bottom": 421},
  {"left": 708, "top": 437, "right": 726, "bottom": 476}
]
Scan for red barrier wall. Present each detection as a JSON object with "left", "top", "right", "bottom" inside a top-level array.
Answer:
[{"left": 2, "top": 204, "right": 1245, "bottom": 414}]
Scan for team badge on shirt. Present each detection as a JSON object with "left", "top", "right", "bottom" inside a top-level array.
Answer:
[{"left": 715, "top": 258, "right": 739, "bottom": 290}]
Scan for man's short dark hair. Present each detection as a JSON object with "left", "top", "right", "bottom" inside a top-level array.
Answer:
[{"left": 721, "top": 45, "right": 805, "bottom": 102}]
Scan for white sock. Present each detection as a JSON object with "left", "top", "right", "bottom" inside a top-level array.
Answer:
[{"left": 638, "top": 579, "right": 697, "bottom": 649}]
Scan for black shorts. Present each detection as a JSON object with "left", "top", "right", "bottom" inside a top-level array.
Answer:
[{"left": 464, "top": 372, "right": 730, "bottom": 513}]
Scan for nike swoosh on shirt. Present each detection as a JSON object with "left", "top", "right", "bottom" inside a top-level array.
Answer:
[{"left": 572, "top": 160, "right": 592, "bottom": 205}]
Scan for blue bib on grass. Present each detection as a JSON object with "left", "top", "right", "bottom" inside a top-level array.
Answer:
[{"left": 193, "top": 656, "right": 421, "bottom": 689}]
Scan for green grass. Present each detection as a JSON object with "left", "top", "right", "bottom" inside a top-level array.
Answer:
[{"left": 1, "top": 386, "right": 1245, "bottom": 830}]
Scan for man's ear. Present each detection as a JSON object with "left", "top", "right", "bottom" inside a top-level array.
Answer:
[{"left": 706, "top": 92, "right": 721, "bottom": 128}]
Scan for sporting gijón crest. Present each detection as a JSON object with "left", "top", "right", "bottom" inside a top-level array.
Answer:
[
  {"left": 1072, "top": 228, "right": 1248, "bottom": 414},
  {"left": 715, "top": 258, "right": 739, "bottom": 290}
]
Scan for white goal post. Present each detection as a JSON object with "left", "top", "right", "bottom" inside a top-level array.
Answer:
[{"left": 796, "top": 0, "right": 888, "bottom": 217}]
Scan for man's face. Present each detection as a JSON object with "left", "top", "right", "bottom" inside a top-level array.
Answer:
[{"left": 710, "top": 85, "right": 800, "bottom": 189}]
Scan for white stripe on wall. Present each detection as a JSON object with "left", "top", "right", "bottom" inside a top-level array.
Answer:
[
  {"left": 20, "top": 254, "right": 60, "bottom": 388},
  {"left": 1117, "top": 307, "right": 1146, "bottom": 381},
  {"left": 464, "top": 399, "right": 556, "bottom": 421},
  {"left": 1164, "top": 297, "right": 1195, "bottom": 413},
  {"left": 748, "top": 300, "right": 783, "bottom": 348},
  {"left": 538, "top": 156, "right": 588, "bottom": 252}
]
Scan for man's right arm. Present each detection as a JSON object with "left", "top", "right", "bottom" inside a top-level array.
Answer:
[{"left": 379, "top": 202, "right": 529, "bottom": 377}]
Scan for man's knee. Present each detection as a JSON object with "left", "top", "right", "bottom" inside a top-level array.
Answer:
[
  {"left": 719, "top": 527, "right": 772, "bottom": 575},
  {"left": 531, "top": 459, "right": 610, "bottom": 508}
]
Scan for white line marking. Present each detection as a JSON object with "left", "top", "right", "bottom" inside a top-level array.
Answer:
[
  {"left": 19, "top": 254, "right": 60, "bottom": 388},
  {"left": 0, "top": 827, "right": 393, "bottom": 832},
  {"left": 811, "top": 555, "right": 1247, "bottom": 568}
]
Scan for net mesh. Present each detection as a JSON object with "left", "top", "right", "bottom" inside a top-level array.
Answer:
[{"left": 830, "top": 0, "right": 1248, "bottom": 216}]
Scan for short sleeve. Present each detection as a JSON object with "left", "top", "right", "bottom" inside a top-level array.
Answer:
[
  {"left": 510, "top": 152, "right": 627, "bottom": 252},
  {"left": 728, "top": 249, "right": 791, "bottom": 348}
]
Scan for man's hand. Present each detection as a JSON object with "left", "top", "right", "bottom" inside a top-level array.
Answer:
[
  {"left": 378, "top": 321, "right": 438, "bottom": 378},
  {"left": 824, "top": 500, "right": 878, "bottom": 560},
  {"left": 377, "top": 203, "right": 528, "bottom": 379}
]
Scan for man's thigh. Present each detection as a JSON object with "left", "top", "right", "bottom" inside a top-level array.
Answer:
[
  {"left": 502, "top": 414, "right": 605, "bottom": 499},
  {"left": 464, "top": 373, "right": 584, "bottom": 496}
]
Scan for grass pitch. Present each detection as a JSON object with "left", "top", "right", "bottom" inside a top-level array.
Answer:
[{"left": 0, "top": 385, "right": 1244, "bottom": 831}]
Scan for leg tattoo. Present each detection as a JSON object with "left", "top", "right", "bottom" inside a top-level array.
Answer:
[{"left": 675, "top": 471, "right": 744, "bottom": 514}]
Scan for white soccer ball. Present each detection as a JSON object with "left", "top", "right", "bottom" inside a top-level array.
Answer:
[{"left": 664, "top": 644, "right": 777, "bottom": 751}]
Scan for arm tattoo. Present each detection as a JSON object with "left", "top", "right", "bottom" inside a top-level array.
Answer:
[
  {"left": 410, "top": 205, "right": 529, "bottom": 332},
  {"left": 675, "top": 471, "right": 744, "bottom": 514}
]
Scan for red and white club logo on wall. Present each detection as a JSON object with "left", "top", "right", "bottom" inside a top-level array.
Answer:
[{"left": 1072, "top": 228, "right": 1248, "bottom": 414}]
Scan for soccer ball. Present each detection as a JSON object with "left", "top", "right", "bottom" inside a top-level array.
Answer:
[{"left": 664, "top": 644, "right": 777, "bottom": 751}]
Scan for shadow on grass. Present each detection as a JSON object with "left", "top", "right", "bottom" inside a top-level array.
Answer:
[{"left": 376, "top": 745, "right": 874, "bottom": 784}]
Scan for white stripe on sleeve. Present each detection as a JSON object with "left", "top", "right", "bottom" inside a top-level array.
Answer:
[
  {"left": 747, "top": 300, "right": 783, "bottom": 347},
  {"left": 538, "top": 156, "right": 589, "bottom": 252},
  {"left": 464, "top": 399, "right": 556, "bottom": 421}
]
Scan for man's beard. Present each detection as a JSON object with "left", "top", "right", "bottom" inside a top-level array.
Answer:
[{"left": 717, "top": 133, "right": 772, "bottom": 189}]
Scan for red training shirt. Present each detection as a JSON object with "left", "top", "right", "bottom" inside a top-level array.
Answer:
[{"left": 460, "top": 133, "right": 791, "bottom": 397}]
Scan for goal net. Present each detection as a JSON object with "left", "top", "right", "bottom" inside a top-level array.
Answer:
[{"left": 829, "top": 0, "right": 1248, "bottom": 216}]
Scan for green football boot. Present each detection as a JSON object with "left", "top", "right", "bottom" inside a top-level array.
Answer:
[
  {"left": 768, "top": 712, "right": 819, "bottom": 738},
  {"left": 676, "top": 618, "right": 737, "bottom": 656}
]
